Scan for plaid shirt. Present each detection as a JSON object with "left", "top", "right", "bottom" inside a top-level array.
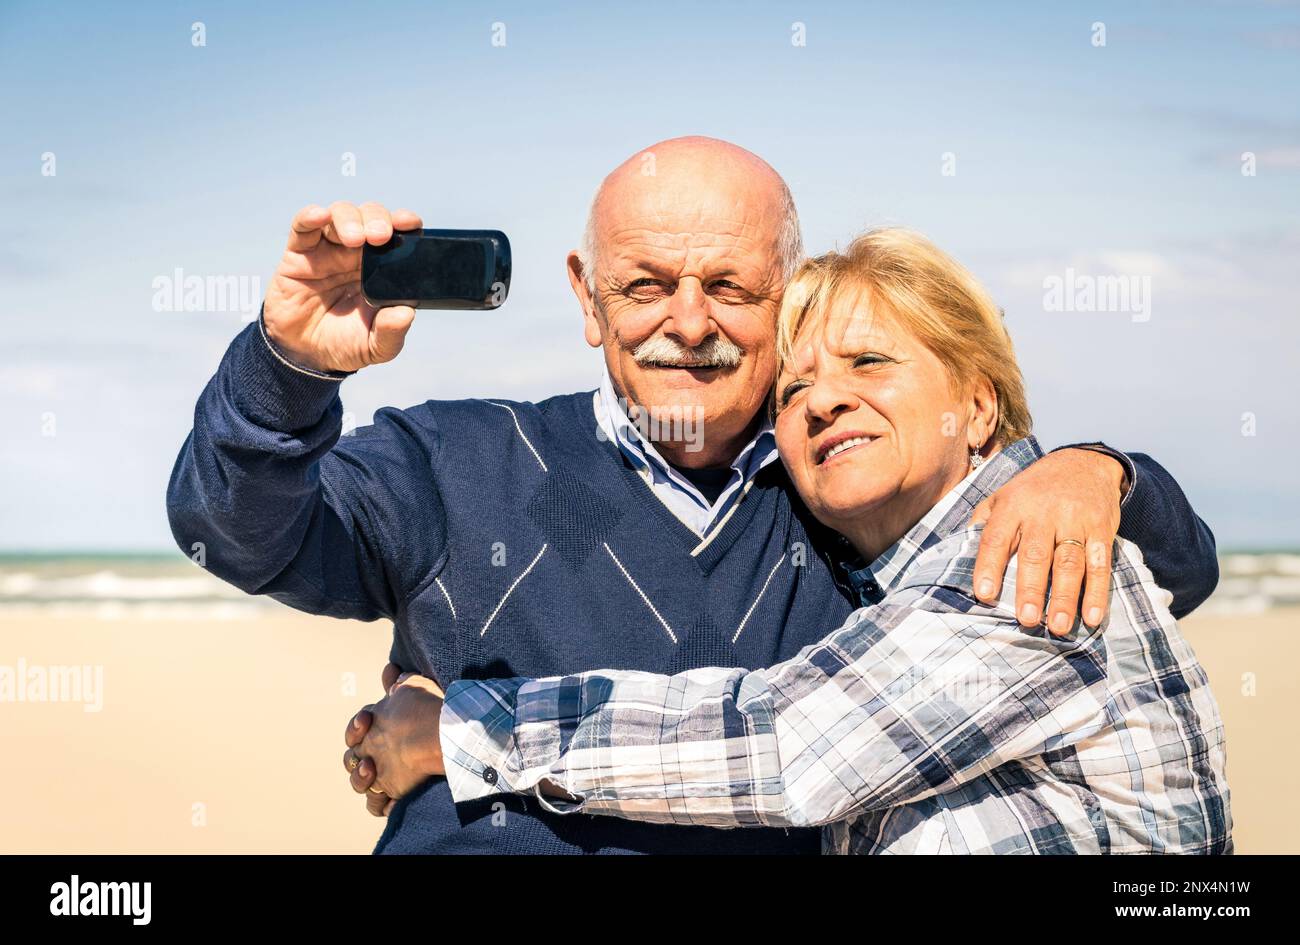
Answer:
[{"left": 440, "top": 437, "right": 1232, "bottom": 854}]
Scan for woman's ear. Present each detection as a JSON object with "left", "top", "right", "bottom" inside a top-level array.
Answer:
[{"left": 968, "top": 376, "right": 998, "bottom": 451}]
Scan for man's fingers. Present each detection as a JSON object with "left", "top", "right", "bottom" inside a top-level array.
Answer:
[
  {"left": 381, "top": 662, "right": 402, "bottom": 692},
  {"left": 325, "top": 201, "right": 366, "bottom": 247},
  {"left": 366, "top": 790, "right": 391, "bottom": 817},
  {"left": 287, "top": 201, "right": 416, "bottom": 253},
  {"left": 287, "top": 204, "right": 332, "bottom": 252},
  {"left": 1045, "top": 539, "right": 1087, "bottom": 636},
  {"left": 971, "top": 503, "right": 1016, "bottom": 604},
  {"left": 391, "top": 208, "right": 423, "bottom": 232},
  {"left": 1081, "top": 540, "right": 1113, "bottom": 628},
  {"left": 359, "top": 202, "right": 395, "bottom": 246},
  {"left": 369, "top": 305, "right": 416, "bottom": 363},
  {"left": 345, "top": 707, "right": 373, "bottom": 749},
  {"left": 1012, "top": 526, "right": 1053, "bottom": 627}
]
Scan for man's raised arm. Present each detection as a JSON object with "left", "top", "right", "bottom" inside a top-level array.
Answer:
[{"left": 165, "top": 203, "right": 443, "bottom": 621}]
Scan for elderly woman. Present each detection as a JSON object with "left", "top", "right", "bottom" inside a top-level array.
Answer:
[{"left": 363, "top": 229, "right": 1232, "bottom": 854}]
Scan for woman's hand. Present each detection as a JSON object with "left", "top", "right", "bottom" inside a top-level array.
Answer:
[{"left": 343, "top": 664, "right": 447, "bottom": 816}]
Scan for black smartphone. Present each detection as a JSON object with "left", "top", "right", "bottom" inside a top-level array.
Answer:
[{"left": 361, "top": 228, "right": 511, "bottom": 310}]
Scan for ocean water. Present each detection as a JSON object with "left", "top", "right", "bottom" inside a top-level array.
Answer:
[
  {"left": 1203, "top": 553, "right": 1300, "bottom": 615},
  {"left": 0, "top": 554, "right": 279, "bottom": 620},
  {"left": 2, "top": 551, "right": 1298, "bottom": 620}
]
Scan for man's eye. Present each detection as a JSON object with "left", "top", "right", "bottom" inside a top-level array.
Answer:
[
  {"left": 707, "top": 280, "right": 751, "bottom": 299},
  {"left": 624, "top": 278, "right": 671, "bottom": 298}
]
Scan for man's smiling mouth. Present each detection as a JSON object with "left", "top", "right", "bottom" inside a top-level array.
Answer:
[{"left": 642, "top": 361, "right": 732, "bottom": 374}]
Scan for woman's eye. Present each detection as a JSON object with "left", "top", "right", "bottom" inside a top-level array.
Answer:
[
  {"left": 778, "top": 381, "right": 808, "bottom": 408},
  {"left": 853, "top": 352, "right": 892, "bottom": 369}
]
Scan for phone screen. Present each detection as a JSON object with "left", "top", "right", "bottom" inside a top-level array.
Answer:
[{"left": 362, "top": 229, "right": 509, "bottom": 309}]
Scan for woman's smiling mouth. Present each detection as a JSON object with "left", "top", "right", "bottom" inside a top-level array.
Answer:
[{"left": 816, "top": 433, "right": 878, "bottom": 465}]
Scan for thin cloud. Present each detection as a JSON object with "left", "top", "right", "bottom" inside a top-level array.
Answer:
[{"left": 1241, "top": 27, "right": 1300, "bottom": 49}]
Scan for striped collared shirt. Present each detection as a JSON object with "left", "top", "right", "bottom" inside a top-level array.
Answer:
[
  {"left": 593, "top": 370, "right": 779, "bottom": 538},
  {"left": 439, "top": 437, "right": 1232, "bottom": 854}
]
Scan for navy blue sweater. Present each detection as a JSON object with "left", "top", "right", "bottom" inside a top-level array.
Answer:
[{"left": 166, "top": 322, "right": 1219, "bottom": 854}]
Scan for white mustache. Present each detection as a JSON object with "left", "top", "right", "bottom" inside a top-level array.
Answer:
[{"left": 631, "top": 334, "right": 744, "bottom": 370}]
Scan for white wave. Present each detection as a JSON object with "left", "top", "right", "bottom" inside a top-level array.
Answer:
[
  {"left": 0, "top": 600, "right": 278, "bottom": 621},
  {"left": 1205, "top": 554, "right": 1300, "bottom": 613},
  {"left": 1220, "top": 553, "right": 1300, "bottom": 577},
  {"left": 0, "top": 569, "right": 245, "bottom": 602}
]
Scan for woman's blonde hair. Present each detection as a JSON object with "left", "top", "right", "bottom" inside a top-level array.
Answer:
[{"left": 775, "top": 227, "right": 1032, "bottom": 445}]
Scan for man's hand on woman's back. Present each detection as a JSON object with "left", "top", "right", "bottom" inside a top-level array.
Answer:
[{"left": 970, "top": 448, "right": 1126, "bottom": 636}]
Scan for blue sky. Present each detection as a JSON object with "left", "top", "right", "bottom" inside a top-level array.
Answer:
[{"left": 1, "top": 1, "right": 1297, "bottom": 550}]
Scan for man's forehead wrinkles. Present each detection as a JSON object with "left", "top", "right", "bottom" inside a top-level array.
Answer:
[
  {"left": 606, "top": 232, "right": 775, "bottom": 274},
  {"left": 604, "top": 222, "right": 763, "bottom": 248}
]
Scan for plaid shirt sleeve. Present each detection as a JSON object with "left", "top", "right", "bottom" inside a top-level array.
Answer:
[{"left": 439, "top": 593, "right": 1111, "bottom": 828}]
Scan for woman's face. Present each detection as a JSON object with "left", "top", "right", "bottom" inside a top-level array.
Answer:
[{"left": 774, "top": 299, "right": 982, "bottom": 555}]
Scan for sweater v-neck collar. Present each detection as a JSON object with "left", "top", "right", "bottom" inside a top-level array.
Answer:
[
  {"left": 591, "top": 379, "right": 779, "bottom": 539},
  {"left": 604, "top": 440, "right": 769, "bottom": 575},
  {"left": 564, "top": 389, "right": 778, "bottom": 576}
]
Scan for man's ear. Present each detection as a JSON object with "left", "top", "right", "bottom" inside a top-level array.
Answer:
[
  {"left": 567, "top": 251, "right": 604, "bottom": 349},
  {"left": 968, "top": 376, "right": 999, "bottom": 451}
]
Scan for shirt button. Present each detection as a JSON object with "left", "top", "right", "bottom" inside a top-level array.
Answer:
[{"left": 482, "top": 767, "right": 499, "bottom": 785}]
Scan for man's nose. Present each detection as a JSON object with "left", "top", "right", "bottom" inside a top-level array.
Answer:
[{"left": 662, "top": 280, "right": 714, "bottom": 349}]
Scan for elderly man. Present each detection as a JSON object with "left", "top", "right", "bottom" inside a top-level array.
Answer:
[{"left": 168, "top": 137, "right": 1218, "bottom": 855}]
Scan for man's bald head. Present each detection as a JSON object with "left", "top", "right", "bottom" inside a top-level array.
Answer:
[
  {"left": 566, "top": 137, "right": 802, "bottom": 470},
  {"left": 577, "top": 137, "right": 802, "bottom": 294}
]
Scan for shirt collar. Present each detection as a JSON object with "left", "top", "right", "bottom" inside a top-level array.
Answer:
[
  {"left": 838, "top": 437, "right": 1045, "bottom": 603},
  {"left": 594, "top": 368, "right": 779, "bottom": 505}
]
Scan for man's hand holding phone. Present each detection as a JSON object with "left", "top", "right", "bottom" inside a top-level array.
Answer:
[{"left": 264, "top": 202, "right": 424, "bottom": 375}]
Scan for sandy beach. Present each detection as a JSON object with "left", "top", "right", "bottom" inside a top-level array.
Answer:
[
  {"left": 1, "top": 602, "right": 1295, "bottom": 854},
  {"left": 1, "top": 606, "right": 393, "bottom": 854}
]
